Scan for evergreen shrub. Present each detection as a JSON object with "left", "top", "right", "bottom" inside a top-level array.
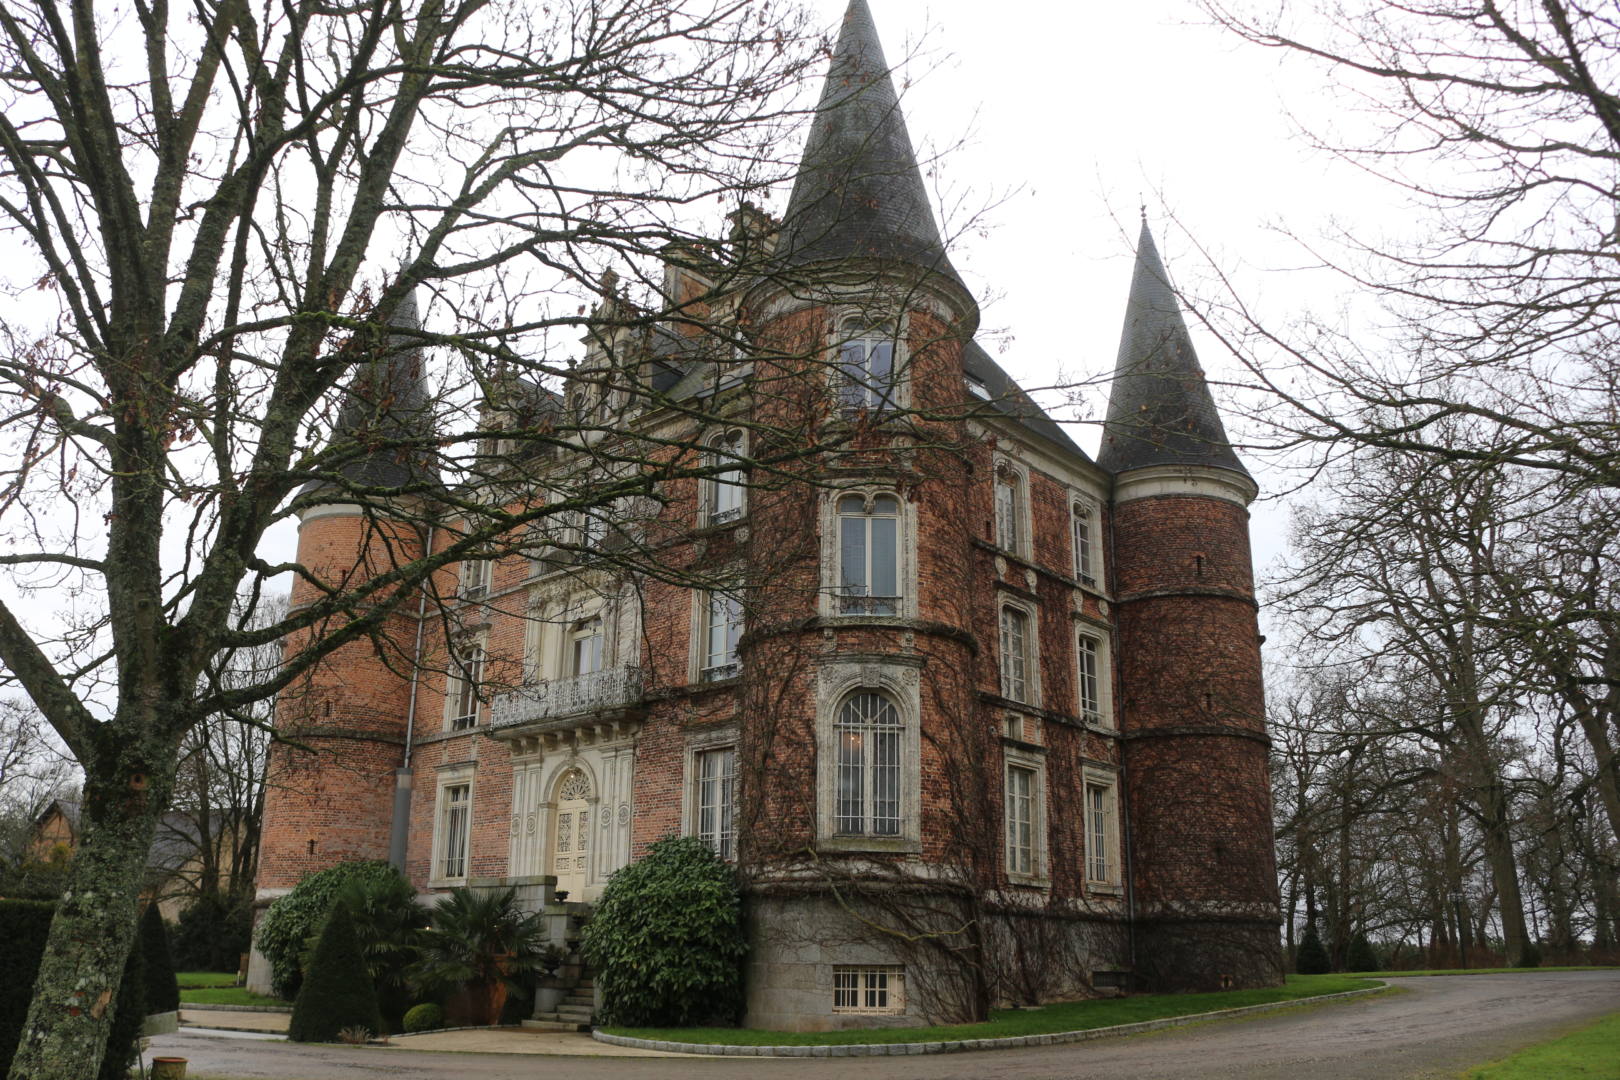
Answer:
[
  {"left": 172, "top": 893, "right": 253, "bottom": 972},
  {"left": 140, "top": 904, "right": 181, "bottom": 1013},
  {"left": 1516, "top": 942, "right": 1543, "bottom": 968},
  {"left": 581, "top": 835, "right": 745, "bottom": 1027},
  {"left": 402, "top": 1003, "right": 444, "bottom": 1033},
  {"left": 256, "top": 861, "right": 400, "bottom": 999},
  {"left": 1346, "top": 931, "right": 1379, "bottom": 973},
  {"left": 288, "top": 902, "right": 384, "bottom": 1043},
  {"left": 1296, "top": 921, "right": 1331, "bottom": 974}
]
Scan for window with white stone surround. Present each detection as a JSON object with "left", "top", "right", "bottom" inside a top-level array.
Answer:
[
  {"left": 694, "top": 745, "right": 737, "bottom": 860},
  {"left": 445, "top": 636, "right": 486, "bottom": 731},
  {"left": 834, "top": 316, "right": 901, "bottom": 413},
  {"left": 833, "top": 492, "right": 903, "bottom": 615},
  {"left": 432, "top": 767, "right": 475, "bottom": 885},
  {"left": 1075, "top": 626, "right": 1114, "bottom": 729},
  {"left": 994, "top": 460, "right": 1030, "bottom": 558},
  {"left": 999, "top": 602, "right": 1040, "bottom": 705},
  {"left": 702, "top": 429, "right": 746, "bottom": 526},
  {"left": 832, "top": 966, "right": 905, "bottom": 1014},
  {"left": 1085, "top": 771, "right": 1121, "bottom": 889},
  {"left": 1071, "top": 497, "right": 1100, "bottom": 586},
  {"left": 815, "top": 663, "right": 921, "bottom": 852}
]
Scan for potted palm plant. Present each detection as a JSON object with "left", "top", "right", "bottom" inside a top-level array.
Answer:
[{"left": 411, "top": 888, "right": 548, "bottom": 1026}]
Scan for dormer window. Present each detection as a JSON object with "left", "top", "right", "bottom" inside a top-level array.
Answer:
[
  {"left": 703, "top": 430, "right": 746, "bottom": 526},
  {"left": 836, "top": 317, "right": 897, "bottom": 412}
]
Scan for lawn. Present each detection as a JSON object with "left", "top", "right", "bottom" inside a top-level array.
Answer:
[
  {"left": 178, "top": 986, "right": 289, "bottom": 1008},
  {"left": 1462, "top": 1011, "right": 1620, "bottom": 1079},
  {"left": 176, "top": 971, "right": 239, "bottom": 989},
  {"left": 1345, "top": 966, "right": 1619, "bottom": 978},
  {"left": 602, "top": 973, "right": 1381, "bottom": 1046}
]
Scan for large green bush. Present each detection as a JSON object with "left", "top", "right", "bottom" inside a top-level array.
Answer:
[
  {"left": 256, "top": 861, "right": 402, "bottom": 999},
  {"left": 0, "top": 899, "right": 145, "bottom": 1080},
  {"left": 1346, "top": 931, "right": 1379, "bottom": 973},
  {"left": 333, "top": 874, "right": 426, "bottom": 1031},
  {"left": 140, "top": 903, "right": 181, "bottom": 1013},
  {"left": 412, "top": 887, "right": 547, "bottom": 1026},
  {"left": 581, "top": 835, "right": 745, "bottom": 1027},
  {"left": 288, "top": 901, "right": 384, "bottom": 1043},
  {"left": 172, "top": 892, "right": 253, "bottom": 972},
  {"left": 1296, "top": 920, "right": 1332, "bottom": 974}
]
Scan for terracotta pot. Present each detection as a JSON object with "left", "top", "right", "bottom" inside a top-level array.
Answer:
[{"left": 150, "top": 1057, "right": 188, "bottom": 1080}]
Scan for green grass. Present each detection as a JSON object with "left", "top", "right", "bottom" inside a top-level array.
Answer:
[
  {"left": 1461, "top": 1011, "right": 1620, "bottom": 1079},
  {"left": 1345, "top": 966, "right": 1619, "bottom": 978},
  {"left": 176, "top": 971, "right": 240, "bottom": 989},
  {"left": 602, "top": 973, "right": 1380, "bottom": 1046},
  {"left": 179, "top": 986, "right": 290, "bottom": 1007}
]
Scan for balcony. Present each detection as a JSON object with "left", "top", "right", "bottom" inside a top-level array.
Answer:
[{"left": 492, "top": 665, "right": 645, "bottom": 730}]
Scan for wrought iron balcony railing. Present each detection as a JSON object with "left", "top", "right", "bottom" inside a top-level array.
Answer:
[{"left": 491, "top": 665, "right": 644, "bottom": 728}]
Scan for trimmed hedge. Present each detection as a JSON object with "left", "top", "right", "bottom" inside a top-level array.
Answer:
[
  {"left": 402, "top": 1003, "right": 444, "bottom": 1033},
  {"left": 140, "top": 904, "right": 181, "bottom": 1013},
  {"left": 581, "top": 835, "right": 746, "bottom": 1027},
  {"left": 256, "top": 860, "right": 401, "bottom": 999},
  {"left": 288, "top": 901, "right": 384, "bottom": 1043}
]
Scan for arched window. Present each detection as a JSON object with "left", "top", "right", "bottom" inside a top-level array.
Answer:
[
  {"left": 1000, "top": 605, "right": 1032, "bottom": 703},
  {"left": 703, "top": 430, "right": 746, "bottom": 525},
  {"left": 836, "top": 317, "right": 897, "bottom": 411},
  {"left": 836, "top": 493, "right": 901, "bottom": 615},
  {"left": 834, "top": 692, "right": 903, "bottom": 836}
]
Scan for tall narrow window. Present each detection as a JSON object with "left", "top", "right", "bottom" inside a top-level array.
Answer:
[
  {"left": 460, "top": 558, "right": 491, "bottom": 600},
  {"left": 448, "top": 642, "right": 485, "bottom": 730},
  {"left": 701, "top": 585, "right": 744, "bottom": 681},
  {"left": 440, "top": 783, "right": 470, "bottom": 879},
  {"left": 1000, "top": 606, "right": 1031, "bottom": 703},
  {"left": 1072, "top": 501, "right": 1096, "bottom": 585},
  {"left": 837, "top": 493, "right": 900, "bottom": 615},
  {"left": 1087, "top": 782, "right": 1115, "bottom": 883},
  {"left": 579, "top": 511, "right": 608, "bottom": 553},
  {"left": 836, "top": 318, "right": 896, "bottom": 411},
  {"left": 704, "top": 431, "right": 745, "bottom": 525},
  {"left": 835, "top": 692, "right": 902, "bottom": 836},
  {"left": 1006, "top": 764, "right": 1036, "bottom": 876},
  {"left": 571, "top": 617, "right": 604, "bottom": 675},
  {"left": 995, "top": 468, "right": 1023, "bottom": 553},
  {"left": 1077, "top": 634, "right": 1101, "bottom": 722},
  {"left": 696, "top": 746, "right": 737, "bottom": 860}
]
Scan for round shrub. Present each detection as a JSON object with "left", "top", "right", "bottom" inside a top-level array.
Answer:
[
  {"left": 1296, "top": 920, "right": 1331, "bottom": 974},
  {"left": 288, "top": 901, "right": 384, "bottom": 1043},
  {"left": 402, "top": 1003, "right": 444, "bottom": 1033},
  {"left": 256, "top": 861, "right": 403, "bottom": 999},
  {"left": 581, "top": 835, "right": 745, "bottom": 1027}
]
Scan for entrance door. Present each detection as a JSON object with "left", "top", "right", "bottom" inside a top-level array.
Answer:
[{"left": 551, "top": 769, "right": 592, "bottom": 898}]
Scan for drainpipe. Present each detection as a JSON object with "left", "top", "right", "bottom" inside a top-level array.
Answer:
[{"left": 390, "top": 525, "right": 434, "bottom": 870}]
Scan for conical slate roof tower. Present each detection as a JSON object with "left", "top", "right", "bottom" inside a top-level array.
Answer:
[
  {"left": 322, "top": 290, "right": 438, "bottom": 491},
  {"left": 774, "top": 0, "right": 964, "bottom": 293},
  {"left": 1098, "top": 222, "right": 1247, "bottom": 477}
]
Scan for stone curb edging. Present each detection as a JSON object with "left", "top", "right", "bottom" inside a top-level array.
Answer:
[
  {"left": 179, "top": 1003, "right": 294, "bottom": 1014},
  {"left": 592, "top": 985, "right": 1389, "bottom": 1057}
]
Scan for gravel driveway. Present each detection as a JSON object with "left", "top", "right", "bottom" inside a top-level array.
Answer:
[{"left": 149, "top": 970, "right": 1620, "bottom": 1080}]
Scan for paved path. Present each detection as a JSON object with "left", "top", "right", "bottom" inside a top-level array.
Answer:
[{"left": 151, "top": 971, "right": 1620, "bottom": 1080}]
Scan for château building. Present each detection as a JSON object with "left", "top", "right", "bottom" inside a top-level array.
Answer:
[{"left": 251, "top": 0, "right": 1282, "bottom": 1030}]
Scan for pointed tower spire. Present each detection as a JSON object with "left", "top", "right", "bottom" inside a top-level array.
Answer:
[
  {"left": 324, "top": 289, "right": 439, "bottom": 491},
  {"left": 1098, "top": 223, "right": 1247, "bottom": 478},
  {"left": 774, "top": 0, "right": 963, "bottom": 290}
]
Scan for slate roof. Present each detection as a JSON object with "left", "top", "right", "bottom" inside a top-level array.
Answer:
[
  {"left": 1097, "top": 223, "right": 1248, "bottom": 478},
  {"left": 306, "top": 291, "right": 440, "bottom": 495},
  {"left": 773, "top": 0, "right": 964, "bottom": 293}
]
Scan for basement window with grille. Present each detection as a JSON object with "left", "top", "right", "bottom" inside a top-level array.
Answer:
[{"left": 832, "top": 966, "right": 905, "bottom": 1014}]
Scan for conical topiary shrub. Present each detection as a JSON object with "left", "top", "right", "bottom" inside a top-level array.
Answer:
[
  {"left": 288, "top": 901, "right": 384, "bottom": 1043},
  {"left": 1346, "top": 931, "right": 1379, "bottom": 973},
  {"left": 1296, "top": 920, "right": 1331, "bottom": 974},
  {"left": 140, "top": 903, "right": 181, "bottom": 1013}
]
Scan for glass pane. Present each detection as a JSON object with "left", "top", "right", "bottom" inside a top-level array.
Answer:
[
  {"left": 839, "top": 341, "right": 868, "bottom": 407},
  {"left": 872, "top": 494, "right": 899, "bottom": 515},
  {"left": 869, "top": 341, "right": 893, "bottom": 407},
  {"left": 871, "top": 517, "right": 897, "bottom": 599},
  {"left": 840, "top": 516, "right": 867, "bottom": 593}
]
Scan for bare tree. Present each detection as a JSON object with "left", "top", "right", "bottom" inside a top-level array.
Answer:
[
  {"left": 0, "top": 0, "right": 876, "bottom": 1073},
  {"left": 1198, "top": 0, "right": 1620, "bottom": 491},
  {"left": 0, "top": 698, "right": 76, "bottom": 887}
]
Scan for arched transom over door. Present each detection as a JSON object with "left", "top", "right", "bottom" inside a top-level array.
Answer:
[{"left": 551, "top": 769, "right": 592, "bottom": 897}]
